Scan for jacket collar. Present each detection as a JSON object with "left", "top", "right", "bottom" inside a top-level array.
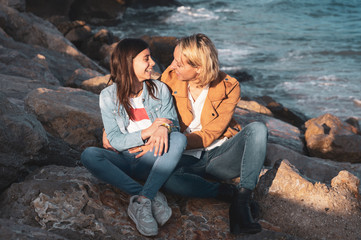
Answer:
[{"left": 171, "top": 71, "right": 229, "bottom": 102}]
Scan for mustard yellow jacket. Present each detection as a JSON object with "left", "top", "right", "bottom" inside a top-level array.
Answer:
[{"left": 161, "top": 66, "right": 242, "bottom": 150}]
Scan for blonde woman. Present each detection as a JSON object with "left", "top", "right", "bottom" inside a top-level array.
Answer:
[{"left": 160, "top": 33, "right": 267, "bottom": 234}]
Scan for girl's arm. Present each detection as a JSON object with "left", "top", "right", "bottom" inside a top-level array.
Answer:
[{"left": 100, "top": 89, "right": 145, "bottom": 152}]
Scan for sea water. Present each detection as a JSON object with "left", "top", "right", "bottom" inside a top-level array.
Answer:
[{"left": 106, "top": 0, "right": 361, "bottom": 121}]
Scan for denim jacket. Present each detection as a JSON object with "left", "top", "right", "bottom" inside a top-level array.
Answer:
[{"left": 99, "top": 79, "right": 180, "bottom": 152}]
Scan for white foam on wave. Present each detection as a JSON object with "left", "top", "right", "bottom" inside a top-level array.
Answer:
[
  {"left": 214, "top": 8, "right": 240, "bottom": 13},
  {"left": 165, "top": 6, "right": 219, "bottom": 23}
]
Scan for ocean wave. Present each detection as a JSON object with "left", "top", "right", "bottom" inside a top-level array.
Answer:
[{"left": 165, "top": 6, "right": 219, "bottom": 23}]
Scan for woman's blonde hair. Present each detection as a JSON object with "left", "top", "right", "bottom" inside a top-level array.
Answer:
[{"left": 177, "top": 33, "right": 219, "bottom": 87}]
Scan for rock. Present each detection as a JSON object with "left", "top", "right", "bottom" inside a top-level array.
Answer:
[
  {"left": 69, "top": 0, "right": 127, "bottom": 25},
  {"left": 305, "top": 113, "right": 361, "bottom": 163},
  {"left": 0, "top": 152, "right": 29, "bottom": 192},
  {"left": 98, "top": 41, "right": 116, "bottom": 70},
  {"left": 65, "top": 68, "right": 103, "bottom": 88},
  {"left": 232, "top": 71, "right": 254, "bottom": 82},
  {"left": 0, "top": 25, "right": 97, "bottom": 86},
  {"left": 345, "top": 116, "right": 361, "bottom": 134},
  {"left": 0, "top": 92, "right": 48, "bottom": 155},
  {"left": 129, "top": 0, "right": 181, "bottom": 8},
  {"left": 25, "top": 87, "right": 102, "bottom": 150},
  {"left": 266, "top": 143, "right": 361, "bottom": 185},
  {"left": 64, "top": 21, "right": 92, "bottom": 45},
  {"left": 0, "top": 165, "right": 297, "bottom": 239},
  {"left": 253, "top": 95, "right": 309, "bottom": 129},
  {"left": 25, "top": 0, "right": 75, "bottom": 19},
  {"left": 0, "top": 218, "right": 69, "bottom": 240},
  {"left": 0, "top": 4, "right": 106, "bottom": 73},
  {"left": 142, "top": 35, "right": 178, "bottom": 70},
  {"left": 0, "top": 37, "right": 59, "bottom": 86},
  {"left": 233, "top": 107, "right": 305, "bottom": 154},
  {"left": 0, "top": 0, "right": 25, "bottom": 12},
  {"left": 236, "top": 100, "right": 273, "bottom": 116},
  {"left": 255, "top": 159, "right": 361, "bottom": 240},
  {"left": 79, "top": 28, "right": 118, "bottom": 63},
  {"left": 81, "top": 74, "right": 111, "bottom": 94},
  {"left": 0, "top": 92, "right": 49, "bottom": 191}
]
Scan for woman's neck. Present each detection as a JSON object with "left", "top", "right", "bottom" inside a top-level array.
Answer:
[{"left": 188, "top": 81, "right": 205, "bottom": 101}]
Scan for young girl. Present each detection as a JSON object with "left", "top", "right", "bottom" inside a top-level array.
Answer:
[{"left": 81, "top": 38, "right": 186, "bottom": 237}]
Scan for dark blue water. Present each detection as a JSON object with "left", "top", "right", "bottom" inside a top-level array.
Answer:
[{"left": 107, "top": 0, "right": 361, "bottom": 121}]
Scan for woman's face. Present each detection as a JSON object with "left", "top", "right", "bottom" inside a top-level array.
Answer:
[
  {"left": 133, "top": 48, "right": 155, "bottom": 81},
  {"left": 170, "top": 46, "right": 199, "bottom": 82}
]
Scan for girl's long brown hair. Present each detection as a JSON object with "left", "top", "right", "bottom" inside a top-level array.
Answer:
[{"left": 109, "top": 38, "right": 158, "bottom": 119}]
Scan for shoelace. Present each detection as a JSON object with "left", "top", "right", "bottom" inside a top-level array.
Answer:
[{"left": 139, "top": 201, "right": 153, "bottom": 222}]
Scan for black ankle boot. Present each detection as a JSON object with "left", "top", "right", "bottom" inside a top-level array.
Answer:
[
  {"left": 216, "top": 183, "right": 238, "bottom": 202},
  {"left": 229, "top": 188, "right": 262, "bottom": 235}
]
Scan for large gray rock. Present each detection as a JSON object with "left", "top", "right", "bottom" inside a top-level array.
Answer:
[
  {"left": 0, "top": 92, "right": 48, "bottom": 155},
  {"left": 0, "top": 4, "right": 105, "bottom": 74},
  {"left": 65, "top": 68, "right": 102, "bottom": 88},
  {"left": 25, "top": 0, "right": 75, "bottom": 19},
  {"left": 25, "top": 87, "right": 102, "bottom": 150},
  {"left": 266, "top": 143, "right": 361, "bottom": 185},
  {"left": 236, "top": 100, "right": 273, "bottom": 116},
  {"left": 233, "top": 107, "right": 305, "bottom": 154},
  {"left": 0, "top": 165, "right": 301, "bottom": 240},
  {"left": 0, "top": 24, "right": 96, "bottom": 86},
  {"left": 305, "top": 113, "right": 361, "bottom": 163},
  {"left": 255, "top": 160, "right": 361, "bottom": 240},
  {"left": 0, "top": 218, "right": 68, "bottom": 240},
  {"left": 0, "top": 92, "right": 48, "bottom": 191},
  {"left": 0, "top": 0, "right": 25, "bottom": 11},
  {"left": 68, "top": 0, "right": 127, "bottom": 25},
  {"left": 80, "top": 74, "right": 110, "bottom": 94}
]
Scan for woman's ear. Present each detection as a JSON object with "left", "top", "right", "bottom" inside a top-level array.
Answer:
[{"left": 196, "top": 67, "right": 201, "bottom": 74}]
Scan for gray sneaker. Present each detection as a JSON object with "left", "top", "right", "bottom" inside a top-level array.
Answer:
[
  {"left": 128, "top": 195, "right": 158, "bottom": 236},
  {"left": 152, "top": 192, "right": 172, "bottom": 226}
]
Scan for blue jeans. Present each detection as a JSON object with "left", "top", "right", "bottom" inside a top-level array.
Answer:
[
  {"left": 163, "top": 122, "right": 268, "bottom": 198},
  {"left": 81, "top": 132, "right": 187, "bottom": 200}
]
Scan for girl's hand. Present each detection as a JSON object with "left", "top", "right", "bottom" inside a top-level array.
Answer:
[
  {"left": 145, "top": 125, "right": 169, "bottom": 157},
  {"left": 141, "top": 118, "right": 172, "bottom": 140},
  {"left": 103, "top": 130, "right": 118, "bottom": 152}
]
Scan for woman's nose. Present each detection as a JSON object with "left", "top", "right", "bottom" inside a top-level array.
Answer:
[{"left": 170, "top": 59, "right": 176, "bottom": 69}]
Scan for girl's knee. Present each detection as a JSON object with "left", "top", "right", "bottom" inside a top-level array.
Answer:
[
  {"left": 170, "top": 132, "right": 187, "bottom": 149},
  {"left": 81, "top": 147, "right": 100, "bottom": 165}
]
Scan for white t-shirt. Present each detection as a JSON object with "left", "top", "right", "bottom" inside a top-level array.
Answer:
[
  {"left": 126, "top": 93, "right": 152, "bottom": 133},
  {"left": 183, "top": 85, "right": 228, "bottom": 159}
]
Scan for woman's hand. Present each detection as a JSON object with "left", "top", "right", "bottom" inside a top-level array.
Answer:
[
  {"left": 128, "top": 145, "right": 153, "bottom": 158},
  {"left": 103, "top": 130, "right": 118, "bottom": 152},
  {"left": 141, "top": 118, "right": 172, "bottom": 140}
]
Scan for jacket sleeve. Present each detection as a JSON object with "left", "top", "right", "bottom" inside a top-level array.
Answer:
[
  {"left": 185, "top": 81, "right": 240, "bottom": 149},
  {"left": 157, "top": 81, "right": 180, "bottom": 132},
  {"left": 99, "top": 90, "right": 144, "bottom": 152}
]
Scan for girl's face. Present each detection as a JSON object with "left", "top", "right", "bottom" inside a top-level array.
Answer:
[
  {"left": 133, "top": 48, "right": 155, "bottom": 81},
  {"left": 170, "top": 46, "right": 199, "bottom": 82}
]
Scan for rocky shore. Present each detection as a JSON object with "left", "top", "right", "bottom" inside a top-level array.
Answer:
[{"left": 1, "top": 1, "right": 360, "bottom": 239}]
